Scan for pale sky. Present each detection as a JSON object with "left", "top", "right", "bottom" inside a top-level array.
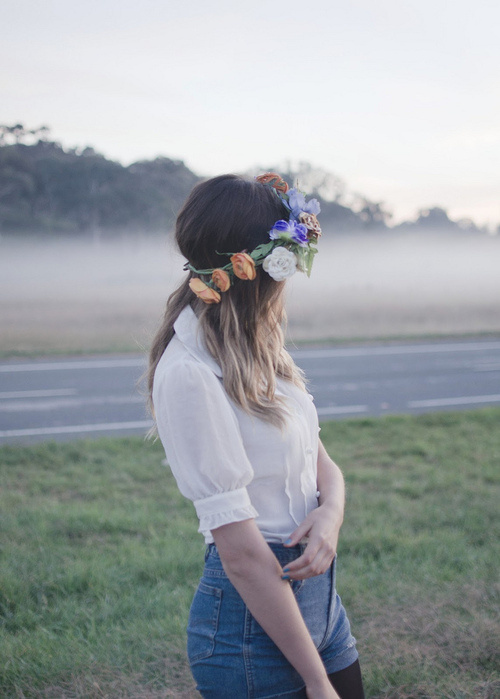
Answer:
[{"left": 2, "top": 0, "right": 499, "bottom": 227}]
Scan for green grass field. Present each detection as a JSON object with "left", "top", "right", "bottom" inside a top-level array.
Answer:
[{"left": 1, "top": 409, "right": 499, "bottom": 698}]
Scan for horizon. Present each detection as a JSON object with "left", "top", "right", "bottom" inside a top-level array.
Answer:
[
  {"left": 2, "top": 0, "right": 499, "bottom": 229},
  {"left": 1, "top": 128, "right": 496, "bottom": 232}
]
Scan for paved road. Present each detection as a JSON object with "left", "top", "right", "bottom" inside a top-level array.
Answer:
[{"left": 1, "top": 338, "right": 499, "bottom": 444}]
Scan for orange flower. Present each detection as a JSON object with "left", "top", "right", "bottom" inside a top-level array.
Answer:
[
  {"left": 230, "top": 252, "right": 256, "bottom": 280},
  {"left": 255, "top": 172, "right": 289, "bottom": 194},
  {"left": 299, "top": 212, "right": 322, "bottom": 237},
  {"left": 189, "top": 278, "right": 221, "bottom": 304},
  {"left": 212, "top": 268, "right": 231, "bottom": 292}
]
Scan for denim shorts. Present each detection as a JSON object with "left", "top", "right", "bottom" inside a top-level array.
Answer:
[{"left": 187, "top": 542, "right": 358, "bottom": 698}]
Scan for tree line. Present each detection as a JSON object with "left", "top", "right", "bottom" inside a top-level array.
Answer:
[
  {"left": 0, "top": 124, "right": 492, "bottom": 237},
  {"left": 0, "top": 126, "right": 199, "bottom": 236}
]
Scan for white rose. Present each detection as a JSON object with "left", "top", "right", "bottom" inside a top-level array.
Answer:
[{"left": 262, "top": 247, "right": 298, "bottom": 282}]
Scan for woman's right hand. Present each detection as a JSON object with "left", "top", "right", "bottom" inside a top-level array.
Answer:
[{"left": 306, "top": 678, "right": 340, "bottom": 698}]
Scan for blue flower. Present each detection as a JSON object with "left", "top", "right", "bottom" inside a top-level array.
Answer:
[
  {"left": 304, "top": 197, "right": 321, "bottom": 216},
  {"left": 287, "top": 189, "right": 306, "bottom": 218},
  {"left": 288, "top": 188, "right": 321, "bottom": 218},
  {"left": 269, "top": 219, "right": 309, "bottom": 247},
  {"left": 290, "top": 222, "right": 309, "bottom": 246},
  {"left": 269, "top": 220, "right": 290, "bottom": 239}
]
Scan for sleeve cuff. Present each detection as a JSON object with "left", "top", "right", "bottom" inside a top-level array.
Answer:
[{"left": 194, "top": 487, "right": 259, "bottom": 533}]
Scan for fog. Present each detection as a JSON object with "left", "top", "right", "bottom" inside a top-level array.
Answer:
[{"left": 1, "top": 231, "right": 499, "bottom": 355}]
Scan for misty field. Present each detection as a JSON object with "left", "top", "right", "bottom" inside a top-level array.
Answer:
[
  {"left": 1, "top": 231, "right": 500, "bottom": 356},
  {"left": 1, "top": 409, "right": 499, "bottom": 698}
]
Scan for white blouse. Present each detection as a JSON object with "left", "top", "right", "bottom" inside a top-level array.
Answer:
[{"left": 153, "top": 305, "right": 320, "bottom": 544}]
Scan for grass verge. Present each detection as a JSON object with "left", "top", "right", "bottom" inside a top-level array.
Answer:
[
  {"left": 1, "top": 409, "right": 499, "bottom": 698},
  {"left": 1, "top": 330, "right": 499, "bottom": 360}
]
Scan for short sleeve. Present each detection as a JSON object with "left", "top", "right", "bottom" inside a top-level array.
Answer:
[{"left": 153, "top": 356, "right": 258, "bottom": 534}]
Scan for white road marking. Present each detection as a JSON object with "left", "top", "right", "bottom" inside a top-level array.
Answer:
[
  {"left": 0, "top": 395, "right": 144, "bottom": 412},
  {"left": 0, "top": 358, "right": 145, "bottom": 373},
  {"left": 1, "top": 342, "right": 498, "bottom": 442},
  {"left": 0, "top": 388, "right": 77, "bottom": 399},
  {"left": 408, "top": 394, "right": 500, "bottom": 408},
  {"left": 316, "top": 405, "right": 368, "bottom": 416},
  {"left": 0, "top": 420, "right": 153, "bottom": 439},
  {"left": 0, "top": 340, "right": 499, "bottom": 373},
  {"left": 292, "top": 341, "right": 500, "bottom": 360}
]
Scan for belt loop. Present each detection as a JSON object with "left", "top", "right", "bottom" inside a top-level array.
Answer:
[{"left": 205, "top": 543, "right": 217, "bottom": 561}]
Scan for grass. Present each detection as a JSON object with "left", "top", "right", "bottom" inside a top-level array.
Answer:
[
  {"left": 0, "top": 409, "right": 499, "bottom": 698},
  {"left": 2, "top": 331, "right": 500, "bottom": 361}
]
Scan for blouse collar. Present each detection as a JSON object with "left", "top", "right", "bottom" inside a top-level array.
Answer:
[{"left": 173, "top": 305, "right": 223, "bottom": 377}]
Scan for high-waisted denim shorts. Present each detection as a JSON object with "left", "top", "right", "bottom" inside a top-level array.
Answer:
[{"left": 187, "top": 542, "right": 358, "bottom": 699}]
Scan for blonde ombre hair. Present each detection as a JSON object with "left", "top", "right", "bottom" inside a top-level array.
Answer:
[{"left": 148, "top": 174, "right": 306, "bottom": 428}]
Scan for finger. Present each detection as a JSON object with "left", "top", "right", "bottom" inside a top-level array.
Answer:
[
  {"left": 283, "top": 560, "right": 324, "bottom": 580},
  {"left": 282, "top": 546, "right": 323, "bottom": 580},
  {"left": 283, "top": 521, "right": 312, "bottom": 547},
  {"left": 282, "top": 540, "right": 336, "bottom": 579},
  {"left": 284, "top": 550, "right": 334, "bottom": 580},
  {"left": 283, "top": 543, "right": 320, "bottom": 573}
]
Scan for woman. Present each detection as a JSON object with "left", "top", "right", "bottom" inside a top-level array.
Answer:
[{"left": 148, "top": 173, "right": 364, "bottom": 699}]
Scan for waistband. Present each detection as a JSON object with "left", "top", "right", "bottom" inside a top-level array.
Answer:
[{"left": 205, "top": 541, "right": 308, "bottom": 567}]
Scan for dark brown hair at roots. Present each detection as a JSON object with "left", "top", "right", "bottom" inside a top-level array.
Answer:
[
  {"left": 176, "top": 174, "right": 288, "bottom": 269},
  {"left": 148, "top": 174, "right": 306, "bottom": 428}
]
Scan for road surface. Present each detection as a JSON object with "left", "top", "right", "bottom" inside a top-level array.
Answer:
[{"left": 1, "top": 337, "right": 499, "bottom": 444}]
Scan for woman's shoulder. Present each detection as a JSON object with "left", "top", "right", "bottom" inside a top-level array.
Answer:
[{"left": 153, "top": 336, "right": 222, "bottom": 395}]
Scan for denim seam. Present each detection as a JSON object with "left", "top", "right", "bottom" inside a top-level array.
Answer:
[
  {"left": 202, "top": 569, "right": 228, "bottom": 578},
  {"left": 187, "top": 583, "right": 223, "bottom": 663},
  {"left": 316, "top": 560, "right": 336, "bottom": 653},
  {"left": 323, "top": 643, "right": 359, "bottom": 676},
  {"left": 243, "top": 606, "right": 253, "bottom": 699},
  {"left": 259, "top": 688, "right": 307, "bottom": 698}
]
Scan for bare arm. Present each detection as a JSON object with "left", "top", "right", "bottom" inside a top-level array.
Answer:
[
  {"left": 282, "top": 440, "right": 345, "bottom": 580},
  {"left": 212, "top": 518, "right": 339, "bottom": 699}
]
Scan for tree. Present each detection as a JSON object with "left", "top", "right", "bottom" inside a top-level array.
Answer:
[
  {"left": 0, "top": 123, "right": 51, "bottom": 146},
  {"left": 415, "top": 207, "right": 455, "bottom": 230},
  {"left": 0, "top": 128, "right": 201, "bottom": 234},
  {"left": 352, "top": 196, "right": 393, "bottom": 229},
  {"left": 0, "top": 124, "right": 26, "bottom": 145},
  {"left": 251, "top": 161, "right": 346, "bottom": 202},
  {"left": 249, "top": 162, "right": 393, "bottom": 232}
]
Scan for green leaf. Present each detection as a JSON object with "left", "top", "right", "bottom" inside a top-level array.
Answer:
[
  {"left": 303, "top": 246, "right": 318, "bottom": 277},
  {"left": 250, "top": 241, "right": 275, "bottom": 260}
]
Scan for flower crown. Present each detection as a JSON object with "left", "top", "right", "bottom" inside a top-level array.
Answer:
[{"left": 185, "top": 172, "right": 321, "bottom": 304}]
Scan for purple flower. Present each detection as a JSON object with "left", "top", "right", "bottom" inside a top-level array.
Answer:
[
  {"left": 290, "top": 222, "right": 309, "bottom": 246},
  {"left": 269, "top": 219, "right": 309, "bottom": 247},
  {"left": 304, "top": 197, "right": 321, "bottom": 215},
  {"left": 287, "top": 189, "right": 306, "bottom": 217},
  {"left": 288, "top": 188, "right": 321, "bottom": 218},
  {"left": 269, "top": 220, "right": 290, "bottom": 239}
]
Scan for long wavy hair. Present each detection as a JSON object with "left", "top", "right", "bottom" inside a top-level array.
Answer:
[{"left": 147, "top": 174, "right": 306, "bottom": 428}]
